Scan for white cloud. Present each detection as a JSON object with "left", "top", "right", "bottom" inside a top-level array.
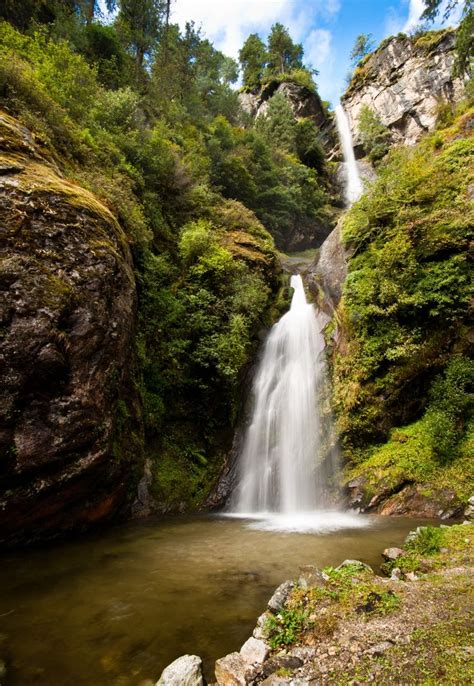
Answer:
[
  {"left": 170, "top": 0, "right": 340, "bottom": 59},
  {"left": 402, "top": 0, "right": 425, "bottom": 31},
  {"left": 401, "top": 0, "right": 464, "bottom": 33},
  {"left": 305, "top": 28, "right": 332, "bottom": 68}
]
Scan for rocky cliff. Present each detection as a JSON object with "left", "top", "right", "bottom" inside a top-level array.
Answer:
[
  {"left": 343, "top": 29, "right": 465, "bottom": 150},
  {"left": 0, "top": 111, "right": 142, "bottom": 546}
]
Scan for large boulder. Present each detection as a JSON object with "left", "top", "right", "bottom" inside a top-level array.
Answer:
[
  {"left": 343, "top": 29, "right": 465, "bottom": 148},
  {"left": 0, "top": 111, "right": 141, "bottom": 545},
  {"left": 156, "top": 654, "right": 204, "bottom": 686}
]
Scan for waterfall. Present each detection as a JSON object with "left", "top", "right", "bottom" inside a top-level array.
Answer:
[
  {"left": 230, "top": 275, "right": 331, "bottom": 516},
  {"left": 335, "top": 104, "right": 362, "bottom": 204}
]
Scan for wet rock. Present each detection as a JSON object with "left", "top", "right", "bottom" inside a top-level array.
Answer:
[
  {"left": 156, "top": 655, "right": 204, "bottom": 686},
  {"left": 0, "top": 111, "right": 141, "bottom": 546},
  {"left": 307, "top": 220, "right": 348, "bottom": 313},
  {"left": 379, "top": 485, "right": 460, "bottom": 519},
  {"left": 215, "top": 652, "right": 248, "bottom": 686},
  {"left": 268, "top": 581, "right": 294, "bottom": 613},
  {"left": 298, "top": 566, "right": 326, "bottom": 590},
  {"left": 0, "top": 659, "right": 6, "bottom": 682},
  {"left": 382, "top": 547, "right": 404, "bottom": 561},
  {"left": 240, "top": 637, "right": 269, "bottom": 666}
]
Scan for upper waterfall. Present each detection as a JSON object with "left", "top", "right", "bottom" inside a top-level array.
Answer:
[{"left": 335, "top": 104, "right": 363, "bottom": 205}]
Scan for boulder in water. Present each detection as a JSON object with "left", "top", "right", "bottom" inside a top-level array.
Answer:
[{"left": 156, "top": 654, "right": 204, "bottom": 686}]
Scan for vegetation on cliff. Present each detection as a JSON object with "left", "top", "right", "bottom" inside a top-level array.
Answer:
[
  {"left": 0, "top": 4, "right": 333, "bottom": 517},
  {"left": 333, "top": 104, "right": 474, "bottom": 509}
]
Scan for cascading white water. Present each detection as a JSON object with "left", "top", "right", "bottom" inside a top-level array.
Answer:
[
  {"left": 231, "top": 275, "right": 327, "bottom": 515},
  {"left": 335, "top": 104, "right": 363, "bottom": 204},
  {"left": 225, "top": 109, "right": 370, "bottom": 533}
]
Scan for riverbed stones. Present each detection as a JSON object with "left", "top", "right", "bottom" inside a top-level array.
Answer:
[
  {"left": 268, "top": 580, "right": 294, "bottom": 613},
  {"left": 240, "top": 637, "right": 269, "bottom": 665},
  {"left": 215, "top": 652, "right": 248, "bottom": 686},
  {"left": 253, "top": 611, "right": 272, "bottom": 640},
  {"left": 382, "top": 547, "right": 404, "bottom": 561},
  {"left": 156, "top": 654, "right": 204, "bottom": 686}
]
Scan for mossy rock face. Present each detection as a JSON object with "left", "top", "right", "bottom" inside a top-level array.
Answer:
[{"left": 0, "top": 110, "right": 142, "bottom": 546}]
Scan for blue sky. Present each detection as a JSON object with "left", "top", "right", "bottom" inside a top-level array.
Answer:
[{"left": 171, "top": 0, "right": 461, "bottom": 105}]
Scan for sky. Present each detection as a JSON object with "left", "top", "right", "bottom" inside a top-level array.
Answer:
[{"left": 170, "top": 0, "right": 462, "bottom": 105}]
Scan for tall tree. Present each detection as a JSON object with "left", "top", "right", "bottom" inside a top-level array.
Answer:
[
  {"left": 266, "top": 23, "right": 303, "bottom": 75},
  {"left": 118, "top": 0, "right": 165, "bottom": 68},
  {"left": 239, "top": 33, "right": 267, "bottom": 90},
  {"left": 350, "top": 33, "right": 375, "bottom": 66}
]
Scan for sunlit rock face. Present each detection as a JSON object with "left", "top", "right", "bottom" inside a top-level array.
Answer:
[
  {"left": 343, "top": 29, "right": 465, "bottom": 149},
  {"left": 0, "top": 111, "right": 141, "bottom": 546}
]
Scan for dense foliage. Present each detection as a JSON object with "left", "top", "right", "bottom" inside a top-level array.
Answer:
[
  {"left": 334, "top": 105, "right": 473, "bottom": 503},
  {"left": 0, "top": 6, "right": 333, "bottom": 509}
]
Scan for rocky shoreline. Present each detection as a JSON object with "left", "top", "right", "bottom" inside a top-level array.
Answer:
[{"left": 155, "top": 520, "right": 473, "bottom": 686}]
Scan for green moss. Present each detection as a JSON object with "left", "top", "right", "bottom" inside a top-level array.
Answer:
[{"left": 334, "top": 109, "right": 473, "bottom": 450}]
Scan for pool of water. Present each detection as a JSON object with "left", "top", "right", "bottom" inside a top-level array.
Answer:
[{"left": 0, "top": 512, "right": 435, "bottom": 685}]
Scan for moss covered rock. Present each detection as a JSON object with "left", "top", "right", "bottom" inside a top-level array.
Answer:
[{"left": 0, "top": 110, "right": 142, "bottom": 545}]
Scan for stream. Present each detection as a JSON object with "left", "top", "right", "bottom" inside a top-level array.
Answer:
[{"left": 0, "top": 513, "right": 436, "bottom": 685}]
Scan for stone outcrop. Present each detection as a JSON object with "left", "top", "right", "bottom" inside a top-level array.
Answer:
[
  {"left": 0, "top": 111, "right": 142, "bottom": 546},
  {"left": 306, "top": 218, "right": 349, "bottom": 316},
  {"left": 239, "top": 82, "right": 328, "bottom": 128},
  {"left": 343, "top": 29, "right": 465, "bottom": 150}
]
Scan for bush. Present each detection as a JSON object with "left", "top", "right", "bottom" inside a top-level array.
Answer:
[{"left": 358, "top": 104, "right": 391, "bottom": 163}]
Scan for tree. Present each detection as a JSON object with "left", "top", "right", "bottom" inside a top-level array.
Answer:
[
  {"left": 358, "top": 105, "right": 391, "bottom": 163},
  {"left": 80, "top": 0, "right": 116, "bottom": 24},
  {"left": 421, "top": 0, "right": 473, "bottom": 76},
  {"left": 257, "top": 91, "right": 296, "bottom": 151},
  {"left": 266, "top": 23, "right": 303, "bottom": 75},
  {"left": 239, "top": 33, "right": 267, "bottom": 90},
  {"left": 118, "top": 0, "right": 166, "bottom": 68},
  {"left": 350, "top": 33, "right": 375, "bottom": 66}
]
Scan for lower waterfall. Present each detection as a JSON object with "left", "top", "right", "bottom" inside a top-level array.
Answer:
[{"left": 228, "top": 275, "right": 366, "bottom": 532}]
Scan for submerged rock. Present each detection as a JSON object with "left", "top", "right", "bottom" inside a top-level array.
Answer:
[{"left": 156, "top": 654, "right": 204, "bottom": 686}]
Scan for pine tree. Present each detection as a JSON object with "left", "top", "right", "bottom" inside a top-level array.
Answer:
[
  {"left": 239, "top": 33, "right": 267, "bottom": 90},
  {"left": 266, "top": 23, "right": 303, "bottom": 76}
]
